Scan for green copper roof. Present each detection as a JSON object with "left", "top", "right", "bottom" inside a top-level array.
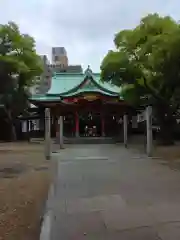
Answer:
[
  {"left": 61, "top": 89, "right": 118, "bottom": 98},
  {"left": 47, "top": 72, "right": 120, "bottom": 97},
  {"left": 30, "top": 94, "right": 61, "bottom": 102},
  {"left": 30, "top": 67, "right": 122, "bottom": 103},
  {"left": 48, "top": 73, "right": 84, "bottom": 95},
  {"left": 93, "top": 73, "right": 120, "bottom": 94}
]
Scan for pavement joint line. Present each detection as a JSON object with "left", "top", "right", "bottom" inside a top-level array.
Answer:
[
  {"left": 42, "top": 145, "right": 180, "bottom": 239},
  {"left": 39, "top": 156, "right": 58, "bottom": 240},
  {"left": 39, "top": 210, "right": 52, "bottom": 240}
]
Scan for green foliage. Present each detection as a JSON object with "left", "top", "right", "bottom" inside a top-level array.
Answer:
[
  {"left": 101, "top": 13, "right": 180, "bottom": 109},
  {"left": 0, "top": 22, "right": 43, "bottom": 140},
  {"left": 0, "top": 21, "right": 43, "bottom": 116},
  {"left": 101, "top": 13, "right": 180, "bottom": 144}
]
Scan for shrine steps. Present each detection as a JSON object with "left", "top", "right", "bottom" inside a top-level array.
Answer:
[
  {"left": 63, "top": 137, "right": 115, "bottom": 144},
  {"left": 30, "top": 137, "right": 117, "bottom": 145}
]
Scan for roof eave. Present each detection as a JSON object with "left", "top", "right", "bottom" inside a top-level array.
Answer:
[{"left": 61, "top": 90, "right": 119, "bottom": 99}]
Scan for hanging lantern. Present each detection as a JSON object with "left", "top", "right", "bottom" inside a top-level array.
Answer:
[{"left": 118, "top": 118, "right": 123, "bottom": 124}]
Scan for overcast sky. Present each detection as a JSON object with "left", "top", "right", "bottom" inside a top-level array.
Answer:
[{"left": 0, "top": 0, "right": 179, "bottom": 71}]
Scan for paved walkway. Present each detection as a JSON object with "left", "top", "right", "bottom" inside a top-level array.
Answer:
[{"left": 49, "top": 145, "right": 180, "bottom": 239}]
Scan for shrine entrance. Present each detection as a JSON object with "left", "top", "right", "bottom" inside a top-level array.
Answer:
[{"left": 79, "top": 112, "right": 101, "bottom": 137}]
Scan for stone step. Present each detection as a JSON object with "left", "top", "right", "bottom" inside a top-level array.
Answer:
[
  {"left": 63, "top": 137, "right": 115, "bottom": 144},
  {"left": 30, "top": 138, "right": 44, "bottom": 144},
  {"left": 30, "top": 137, "right": 120, "bottom": 145}
]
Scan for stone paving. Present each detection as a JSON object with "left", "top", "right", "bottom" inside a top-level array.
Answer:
[{"left": 50, "top": 144, "right": 180, "bottom": 239}]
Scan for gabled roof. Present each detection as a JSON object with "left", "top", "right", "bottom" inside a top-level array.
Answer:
[
  {"left": 29, "top": 66, "right": 122, "bottom": 103},
  {"left": 48, "top": 73, "right": 84, "bottom": 96},
  {"left": 47, "top": 67, "right": 121, "bottom": 97},
  {"left": 60, "top": 75, "right": 119, "bottom": 98}
]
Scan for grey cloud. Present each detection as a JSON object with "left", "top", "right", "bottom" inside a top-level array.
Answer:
[
  {"left": 51, "top": 0, "right": 170, "bottom": 41},
  {"left": 0, "top": 0, "right": 179, "bottom": 71}
]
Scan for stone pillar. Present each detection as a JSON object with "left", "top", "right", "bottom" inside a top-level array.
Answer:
[
  {"left": 55, "top": 117, "right": 59, "bottom": 142},
  {"left": 75, "top": 111, "right": 79, "bottom": 137},
  {"left": 123, "top": 114, "right": 128, "bottom": 148},
  {"left": 45, "top": 108, "right": 51, "bottom": 160},
  {"left": 59, "top": 115, "right": 64, "bottom": 149},
  {"left": 146, "top": 106, "right": 153, "bottom": 157},
  {"left": 22, "top": 120, "right": 27, "bottom": 140},
  {"left": 132, "top": 115, "right": 138, "bottom": 129},
  {"left": 101, "top": 113, "right": 105, "bottom": 137}
]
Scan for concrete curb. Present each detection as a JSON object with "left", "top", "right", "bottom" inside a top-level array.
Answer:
[
  {"left": 39, "top": 155, "right": 58, "bottom": 240},
  {"left": 39, "top": 185, "right": 54, "bottom": 240}
]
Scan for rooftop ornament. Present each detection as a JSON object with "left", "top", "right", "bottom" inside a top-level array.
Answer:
[{"left": 85, "top": 65, "right": 93, "bottom": 77}]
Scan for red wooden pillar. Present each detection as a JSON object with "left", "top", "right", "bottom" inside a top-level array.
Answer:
[
  {"left": 75, "top": 111, "right": 79, "bottom": 137},
  {"left": 101, "top": 113, "right": 105, "bottom": 137}
]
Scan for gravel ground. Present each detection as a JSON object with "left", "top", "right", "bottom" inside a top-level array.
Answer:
[
  {"left": 129, "top": 141, "right": 180, "bottom": 170},
  {"left": 0, "top": 142, "right": 52, "bottom": 240}
]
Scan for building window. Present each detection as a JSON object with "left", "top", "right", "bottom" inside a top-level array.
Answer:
[
  {"left": 54, "top": 56, "right": 58, "bottom": 61},
  {"left": 52, "top": 48, "right": 55, "bottom": 54}
]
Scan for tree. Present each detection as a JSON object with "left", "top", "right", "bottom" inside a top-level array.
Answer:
[
  {"left": 101, "top": 13, "right": 180, "bottom": 145},
  {"left": 0, "top": 22, "right": 43, "bottom": 140}
]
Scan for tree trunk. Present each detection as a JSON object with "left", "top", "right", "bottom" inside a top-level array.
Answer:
[
  {"left": 155, "top": 105, "right": 176, "bottom": 145},
  {"left": 11, "top": 123, "right": 17, "bottom": 141},
  {"left": 5, "top": 109, "right": 17, "bottom": 141}
]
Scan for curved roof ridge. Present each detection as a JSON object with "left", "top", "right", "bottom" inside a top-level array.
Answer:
[
  {"left": 91, "top": 73, "right": 120, "bottom": 94},
  {"left": 47, "top": 69, "right": 121, "bottom": 97},
  {"left": 54, "top": 72, "right": 83, "bottom": 75}
]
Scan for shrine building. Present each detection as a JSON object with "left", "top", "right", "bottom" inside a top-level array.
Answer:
[{"left": 29, "top": 66, "right": 135, "bottom": 142}]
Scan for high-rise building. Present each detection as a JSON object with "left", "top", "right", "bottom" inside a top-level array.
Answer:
[
  {"left": 32, "top": 49, "right": 83, "bottom": 96},
  {"left": 51, "top": 47, "right": 82, "bottom": 73},
  {"left": 48, "top": 64, "right": 83, "bottom": 73},
  {"left": 52, "top": 47, "right": 68, "bottom": 66},
  {"left": 35, "top": 55, "right": 52, "bottom": 94}
]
